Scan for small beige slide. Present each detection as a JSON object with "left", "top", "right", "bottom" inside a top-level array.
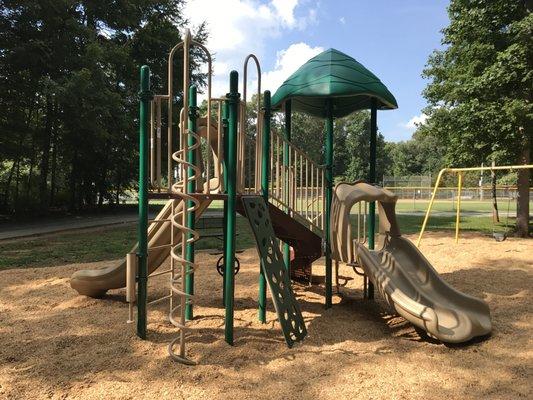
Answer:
[
  {"left": 71, "top": 118, "right": 219, "bottom": 298},
  {"left": 331, "top": 181, "right": 492, "bottom": 343},
  {"left": 70, "top": 199, "right": 212, "bottom": 297}
]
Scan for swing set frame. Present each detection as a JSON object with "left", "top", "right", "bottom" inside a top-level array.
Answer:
[{"left": 416, "top": 164, "right": 533, "bottom": 246}]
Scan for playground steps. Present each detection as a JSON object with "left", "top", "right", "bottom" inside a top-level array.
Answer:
[{"left": 237, "top": 199, "right": 322, "bottom": 282}]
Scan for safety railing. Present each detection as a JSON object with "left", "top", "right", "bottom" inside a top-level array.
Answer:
[
  {"left": 238, "top": 101, "right": 263, "bottom": 194},
  {"left": 148, "top": 98, "right": 225, "bottom": 195},
  {"left": 266, "top": 130, "right": 325, "bottom": 234},
  {"left": 239, "top": 54, "right": 262, "bottom": 194}
]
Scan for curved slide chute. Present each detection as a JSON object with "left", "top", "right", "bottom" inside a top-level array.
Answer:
[
  {"left": 71, "top": 119, "right": 220, "bottom": 298},
  {"left": 331, "top": 181, "right": 492, "bottom": 343}
]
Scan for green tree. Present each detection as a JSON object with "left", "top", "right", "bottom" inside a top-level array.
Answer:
[
  {"left": 0, "top": 0, "right": 208, "bottom": 214},
  {"left": 384, "top": 125, "right": 446, "bottom": 177},
  {"left": 337, "top": 111, "right": 388, "bottom": 184},
  {"left": 290, "top": 112, "right": 324, "bottom": 164},
  {"left": 422, "top": 0, "right": 532, "bottom": 236}
]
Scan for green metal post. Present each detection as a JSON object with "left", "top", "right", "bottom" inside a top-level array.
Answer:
[
  {"left": 283, "top": 100, "right": 291, "bottom": 270},
  {"left": 324, "top": 99, "right": 333, "bottom": 309},
  {"left": 259, "top": 90, "right": 271, "bottom": 323},
  {"left": 224, "top": 71, "right": 239, "bottom": 345},
  {"left": 137, "top": 65, "right": 152, "bottom": 339},
  {"left": 367, "top": 98, "right": 377, "bottom": 300},
  {"left": 185, "top": 85, "right": 197, "bottom": 320},
  {"left": 222, "top": 101, "right": 229, "bottom": 307}
]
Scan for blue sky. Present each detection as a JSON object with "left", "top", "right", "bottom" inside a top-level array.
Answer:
[{"left": 185, "top": 0, "right": 450, "bottom": 142}]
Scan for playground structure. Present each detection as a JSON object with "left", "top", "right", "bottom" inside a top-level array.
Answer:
[
  {"left": 417, "top": 164, "right": 533, "bottom": 245},
  {"left": 70, "top": 31, "right": 492, "bottom": 364}
]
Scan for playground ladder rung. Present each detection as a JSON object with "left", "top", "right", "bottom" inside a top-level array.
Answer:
[
  {"left": 149, "top": 218, "right": 171, "bottom": 224},
  {"left": 149, "top": 268, "right": 173, "bottom": 278},
  {"left": 147, "top": 243, "right": 172, "bottom": 251},
  {"left": 147, "top": 294, "right": 173, "bottom": 306}
]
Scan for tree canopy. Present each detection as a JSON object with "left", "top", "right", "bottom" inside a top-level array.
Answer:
[
  {"left": 0, "top": 0, "right": 207, "bottom": 214},
  {"left": 422, "top": 0, "right": 531, "bottom": 235},
  {"left": 422, "top": 0, "right": 531, "bottom": 166}
]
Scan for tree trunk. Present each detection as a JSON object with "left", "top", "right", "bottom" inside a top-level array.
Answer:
[
  {"left": 38, "top": 95, "right": 54, "bottom": 211},
  {"left": 49, "top": 98, "right": 59, "bottom": 207},
  {"left": 1, "top": 159, "right": 18, "bottom": 209},
  {"left": 516, "top": 127, "right": 530, "bottom": 237},
  {"left": 26, "top": 153, "right": 35, "bottom": 201},
  {"left": 69, "top": 150, "right": 78, "bottom": 211},
  {"left": 14, "top": 158, "right": 21, "bottom": 209},
  {"left": 50, "top": 130, "right": 57, "bottom": 206}
]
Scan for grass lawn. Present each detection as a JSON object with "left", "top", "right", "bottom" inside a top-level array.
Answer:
[
  {"left": 0, "top": 216, "right": 255, "bottom": 270},
  {"left": 2, "top": 210, "right": 523, "bottom": 271},
  {"left": 394, "top": 198, "right": 533, "bottom": 214}
]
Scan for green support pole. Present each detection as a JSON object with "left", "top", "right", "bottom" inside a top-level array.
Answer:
[
  {"left": 224, "top": 71, "right": 239, "bottom": 345},
  {"left": 222, "top": 101, "right": 229, "bottom": 307},
  {"left": 324, "top": 99, "right": 333, "bottom": 309},
  {"left": 185, "top": 85, "right": 197, "bottom": 320},
  {"left": 367, "top": 98, "right": 377, "bottom": 300},
  {"left": 283, "top": 100, "right": 291, "bottom": 270},
  {"left": 259, "top": 90, "right": 271, "bottom": 323},
  {"left": 137, "top": 65, "right": 152, "bottom": 339}
]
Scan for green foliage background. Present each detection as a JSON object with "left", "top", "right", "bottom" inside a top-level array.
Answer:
[
  {"left": 0, "top": 0, "right": 207, "bottom": 214},
  {"left": 0, "top": 0, "right": 530, "bottom": 232}
]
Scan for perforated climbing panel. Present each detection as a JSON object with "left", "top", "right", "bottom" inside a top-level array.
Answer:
[{"left": 241, "top": 196, "right": 307, "bottom": 347}]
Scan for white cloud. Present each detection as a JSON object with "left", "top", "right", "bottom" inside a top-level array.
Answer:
[
  {"left": 403, "top": 113, "right": 428, "bottom": 130},
  {"left": 184, "top": 0, "right": 318, "bottom": 99},
  {"left": 272, "top": 0, "right": 298, "bottom": 27},
  {"left": 339, "top": 16, "right": 346, "bottom": 24},
  {"left": 261, "top": 42, "right": 324, "bottom": 93}
]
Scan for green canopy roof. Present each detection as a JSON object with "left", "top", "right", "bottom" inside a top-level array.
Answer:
[{"left": 271, "top": 48, "right": 398, "bottom": 118}]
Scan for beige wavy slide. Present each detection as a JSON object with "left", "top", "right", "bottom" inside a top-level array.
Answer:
[
  {"left": 70, "top": 199, "right": 211, "bottom": 297},
  {"left": 71, "top": 118, "right": 219, "bottom": 298},
  {"left": 331, "top": 181, "right": 492, "bottom": 343}
]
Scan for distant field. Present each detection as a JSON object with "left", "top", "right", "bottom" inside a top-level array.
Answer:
[
  {"left": 3, "top": 205, "right": 527, "bottom": 271},
  {"left": 395, "top": 198, "right": 532, "bottom": 214},
  {"left": 127, "top": 193, "right": 532, "bottom": 215}
]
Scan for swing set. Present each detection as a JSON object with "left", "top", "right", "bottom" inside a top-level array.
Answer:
[{"left": 416, "top": 164, "right": 533, "bottom": 246}]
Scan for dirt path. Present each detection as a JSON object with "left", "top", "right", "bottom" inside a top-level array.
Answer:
[{"left": 0, "top": 232, "right": 531, "bottom": 399}]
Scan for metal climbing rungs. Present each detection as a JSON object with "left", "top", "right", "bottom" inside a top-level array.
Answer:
[{"left": 241, "top": 196, "right": 307, "bottom": 347}]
